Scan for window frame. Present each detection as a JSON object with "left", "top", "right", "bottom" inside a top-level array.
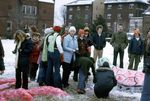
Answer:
[
  {"left": 22, "top": 5, "right": 26, "bottom": 14},
  {"left": 117, "top": 14, "right": 122, "bottom": 19},
  {"left": 107, "top": 14, "right": 111, "bottom": 19},
  {"left": 7, "top": 21, "right": 12, "bottom": 31},
  {"left": 118, "top": 4, "right": 122, "bottom": 9}
]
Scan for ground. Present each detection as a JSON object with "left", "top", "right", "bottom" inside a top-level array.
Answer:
[{"left": 0, "top": 40, "right": 143, "bottom": 101}]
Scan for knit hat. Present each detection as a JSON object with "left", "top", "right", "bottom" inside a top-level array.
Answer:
[
  {"left": 53, "top": 26, "right": 61, "bottom": 32},
  {"left": 97, "top": 57, "right": 114, "bottom": 69},
  {"left": 65, "top": 27, "right": 69, "bottom": 31},
  {"left": 78, "top": 29, "right": 84, "bottom": 35},
  {"left": 26, "top": 33, "right": 30, "bottom": 37},
  {"left": 134, "top": 29, "right": 140, "bottom": 36},
  {"left": 84, "top": 27, "right": 89, "bottom": 31},
  {"left": 44, "top": 27, "right": 53, "bottom": 35},
  {"left": 69, "top": 26, "right": 76, "bottom": 32}
]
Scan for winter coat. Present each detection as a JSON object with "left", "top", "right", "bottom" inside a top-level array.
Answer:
[
  {"left": 128, "top": 37, "right": 144, "bottom": 55},
  {"left": 92, "top": 34, "right": 106, "bottom": 50},
  {"left": 110, "top": 31, "right": 128, "bottom": 52},
  {"left": 0, "top": 39, "right": 5, "bottom": 70},
  {"left": 94, "top": 67, "right": 117, "bottom": 97},
  {"left": 30, "top": 40, "right": 40, "bottom": 63},
  {"left": 85, "top": 35, "right": 92, "bottom": 46},
  {"left": 15, "top": 39, "right": 33, "bottom": 65},
  {"left": 144, "top": 38, "right": 150, "bottom": 54},
  {"left": 77, "top": 38, "right": 88, "bottom": 57},
  {"left": 72, "top": 57, "right": 95, "bottom": 79},
  {"left": 63, "top": 34, "right": 78, "bottom": 63}
]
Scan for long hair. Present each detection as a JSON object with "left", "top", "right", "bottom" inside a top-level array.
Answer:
[{"left": 14, "top": 30, "right": 27, "bottom": 44}]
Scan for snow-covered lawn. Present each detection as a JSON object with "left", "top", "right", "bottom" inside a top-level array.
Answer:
[{"left": 0, "top": 39, "right": 143, "bottom": 101}]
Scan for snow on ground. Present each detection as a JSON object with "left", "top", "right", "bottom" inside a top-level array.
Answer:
[{"left": 0, "top": 39, "right": 143, "bottom": 101}]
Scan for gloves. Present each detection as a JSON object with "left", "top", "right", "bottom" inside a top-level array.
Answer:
[
  {"left": 60, "top": 55, "right": 64, "bottom": 63},
  {"left": 128, "top": 53, "right": 131, "bottom": 58},
  {"left": 0, "top": 71, "right": 4, "bottom": 75},
  {"left": 87, "top": 47, "right": 91, "bottom": 53}
]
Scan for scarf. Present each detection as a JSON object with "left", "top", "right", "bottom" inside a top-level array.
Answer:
[
  {"left": 48, "top": 33, "right": 58, "bottom": 52},
  {"left": 14, "top": 41, "right": 22, "bottom": 69}
]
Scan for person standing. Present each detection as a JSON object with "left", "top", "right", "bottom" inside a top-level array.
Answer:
[
  {"left": 61, "top": 27, "right": 69, "bottom": 41},
  {"left": 128, "top": 30, "right": 144, "bottom": 70},
  {"left": 62, "top": 26, "right": 78, "bottom": 88},
  {"left": 29, "top": 32, "right": 41, "bottom": 81},
  {"left": 13, "top": 30, "right": 33, "bottom": 89},
  {"left": 0, "top": 38, "right": 5, "bottom": 75},
  {"left": 143, "top": 31, "right": 150, "bottom": 73},
  {"left": 43, "top": 26, "right": 63, "bottom": 89},
  {"left": 92, "top": 25, "right": 106, "bottom": 65},
  {"left": 84, "top": 27, "right": 92, "bottom": 57},
  {"left": 110, "top": 24, "right": 128, "bottom": 68},
  {"left": 72, "top": 57, "right": 95, "bottom": 94}
]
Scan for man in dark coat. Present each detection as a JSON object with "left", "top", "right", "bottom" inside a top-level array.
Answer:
[
  {"left": 0, "top": 38, "right": 5, "bottom": 75},
  {"left": 94, "top": 62, "right": 117, "bottom": 98},
  {"left": 72, "top": 57, "right": 95, "bottom": 94}
]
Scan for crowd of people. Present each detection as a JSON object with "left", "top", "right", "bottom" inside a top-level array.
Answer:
[{"left": 0, "top": 24, "right": 150, "bottom": 99}]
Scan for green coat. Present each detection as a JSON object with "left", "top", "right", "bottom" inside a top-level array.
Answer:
[
  {"left": 72, "top": 57, "right": 95, "bottom": 79},
  {"left": 110, "top": 31, "right": 128, "bottom": 52}
]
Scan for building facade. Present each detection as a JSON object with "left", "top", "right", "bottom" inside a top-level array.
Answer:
[
  {"left": 64, "top": 0, "right": 94, "bottom": 28},
  {"left": 0, "top": 0, "right": 54, "bottom": 38},
  {"left": 104, "top": 0, "right": 149, "bottom": 33},
  {"left": 92, "top": 0, "right": 105, "bottom": 21}
]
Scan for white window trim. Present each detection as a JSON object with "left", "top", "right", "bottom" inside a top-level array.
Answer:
[
  {"left": 107, "top": 22, "right": 111, "bottom": 29},
  {"left": 28, "top": 6, "right": 32, "bottom": 14},
  {"left": 69, "top": 15, "right": 72, "bottom": 19},
  {"left": 68, "top": 22, "right": 72, "bottom": 27},
  {"left": 22, "top": 5, "right": 26, "bottom": 14},
  {"left": 96, "top": 6, "right": 98, "bottom": 10},
  {"left": 7, "top": 21, "right": 12, "bottom": 31},
  {"left": 77, "top": 6, "right": 80, "bottom": 11},
  {"left": 117, "top": 14, "right": 122, "bottom": 19},
  {"left": 69, "top": 7, "right": 73, "bottom": 11},
  {"left": 85, "top": 6, "right": 89, "bottom": 10},
  {"left": 85, "top": 14, "right": 88, "bottom": 19},
  {"left": 42, "top": 23, "right": 46, "bottom": 32},
  {"left": 129, "top": 13, "right": 133, "bottom": 18},
  {"left": 107, "top": 14, "right": 111, "bottom": 19},
  {"left": 129, "top": 4, "right": 134, "bottom": 9},
  {"left": 118, "top": 4, "right": 122, "bottom": 9},
  {"left": 33, "top": 6, "right": 37, "bottom": 15},
  {"left": 107, "top": 5, "right": 112, "bottom": 9}
]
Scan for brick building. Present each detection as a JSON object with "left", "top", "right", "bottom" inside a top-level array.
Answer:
[
  {"left": 104, "top": 0, "right": 149, "bottom": 33},
  {"left": 64, "top": 0, "right": 94, "bottom": 28},
  {"left": 0, "top": 0, "right": 54, "bottom": 38}
]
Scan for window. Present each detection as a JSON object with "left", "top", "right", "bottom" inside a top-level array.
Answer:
[
  {"left": 69, "top": 7, "right": 73, "bottom": 11},
  {"left": 129, "top": 13, "right": 133, "bottom": 18},
  {"left": 22, "top": 5, "right": 26, "bottom": 14},
  {"left": 85, "top": 14, "right": 88, "bottom": 19},
  {"left": 117, "top": 14, "right": 122, "bottom": 19},
  {"left": 33, "top": 6, "right": 37, "bottom": 15},
  {"left": 42, "top": 23, "right": 46, "bottom": 32},
  {"left": 96, "top": 15, "right": 98, "bottom": 18},
  {"left": 85, "top": 23, "right": 88, "bottom": 27},
  {"left": 101, "top": 2, "right": 103, "bottom": 5},
  {"left": 43, "top": 10, "right": 47, "bottom": 13},
  {"left": 107, "top": 23, "right": 111, "bottom": 29},
  {"left": 68, "top": 22, "right": 72, "bottom": 27},
  {"left": 107, "top": 14, "right": 111, "bottom": 19},
  {"left": 107, "top": 5, "right": 112, "bottom": 9},
  {"left": 85, "top": 6, "right": 89, "bottom": 10},
  {"left": 8, "top": 5, "right": 12, "bottom": 10},
  {"left": 7, "top": 21, "right": 12, "bottom": 31},
  {"left": 28, "top": 6, "right": 32, "bottom": 14},
  {"left": 96, "top": 6, "right": 98, "bottom": 10},
  {"left": 118, "top": 4, "right": 122, "bottom": 9},
  {"left": 134, "top": 22, "right": 138, "bottom": 29},
  {"left": 69, "top": 15, "right": 72, "bottom": 19},
  {"left": 129, "top": 4, "right": 134, "bottom": 9},
  {"left": 77, "top": 6, "right": 80, "bottom": 11}
]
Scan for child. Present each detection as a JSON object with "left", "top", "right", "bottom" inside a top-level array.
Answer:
[
  {"left": 29, "top": 32, "right": 41, "bottom": 81},
  {"left": 72, "top": 57, "right": 95, "bottom": 94},
  {"left": 0, "top": 38, "right": 5, "bottom": 75},
  {"left": 13, "top": 30, "right": 33, "bottom": 89},
  {"left": 94, "top": 57, "right": 117, "bottom": 98}
]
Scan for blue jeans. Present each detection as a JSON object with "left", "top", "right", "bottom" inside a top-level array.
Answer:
[
  {"left": 46, "top": 50, "right": 62, "bottom": 89},
  {"left": 141, "top": 73, "right": 150, "bottom": 101},
  {"left": 37, "top": 61, "right": 47, "bottom": 83},
  {"left": 78, "top": 68, "right": 86, "bottom": 93}
]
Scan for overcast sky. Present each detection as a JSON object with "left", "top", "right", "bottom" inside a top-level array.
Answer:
[{"left": 53, "top": 0, "right": 76, "bottom": 26}]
